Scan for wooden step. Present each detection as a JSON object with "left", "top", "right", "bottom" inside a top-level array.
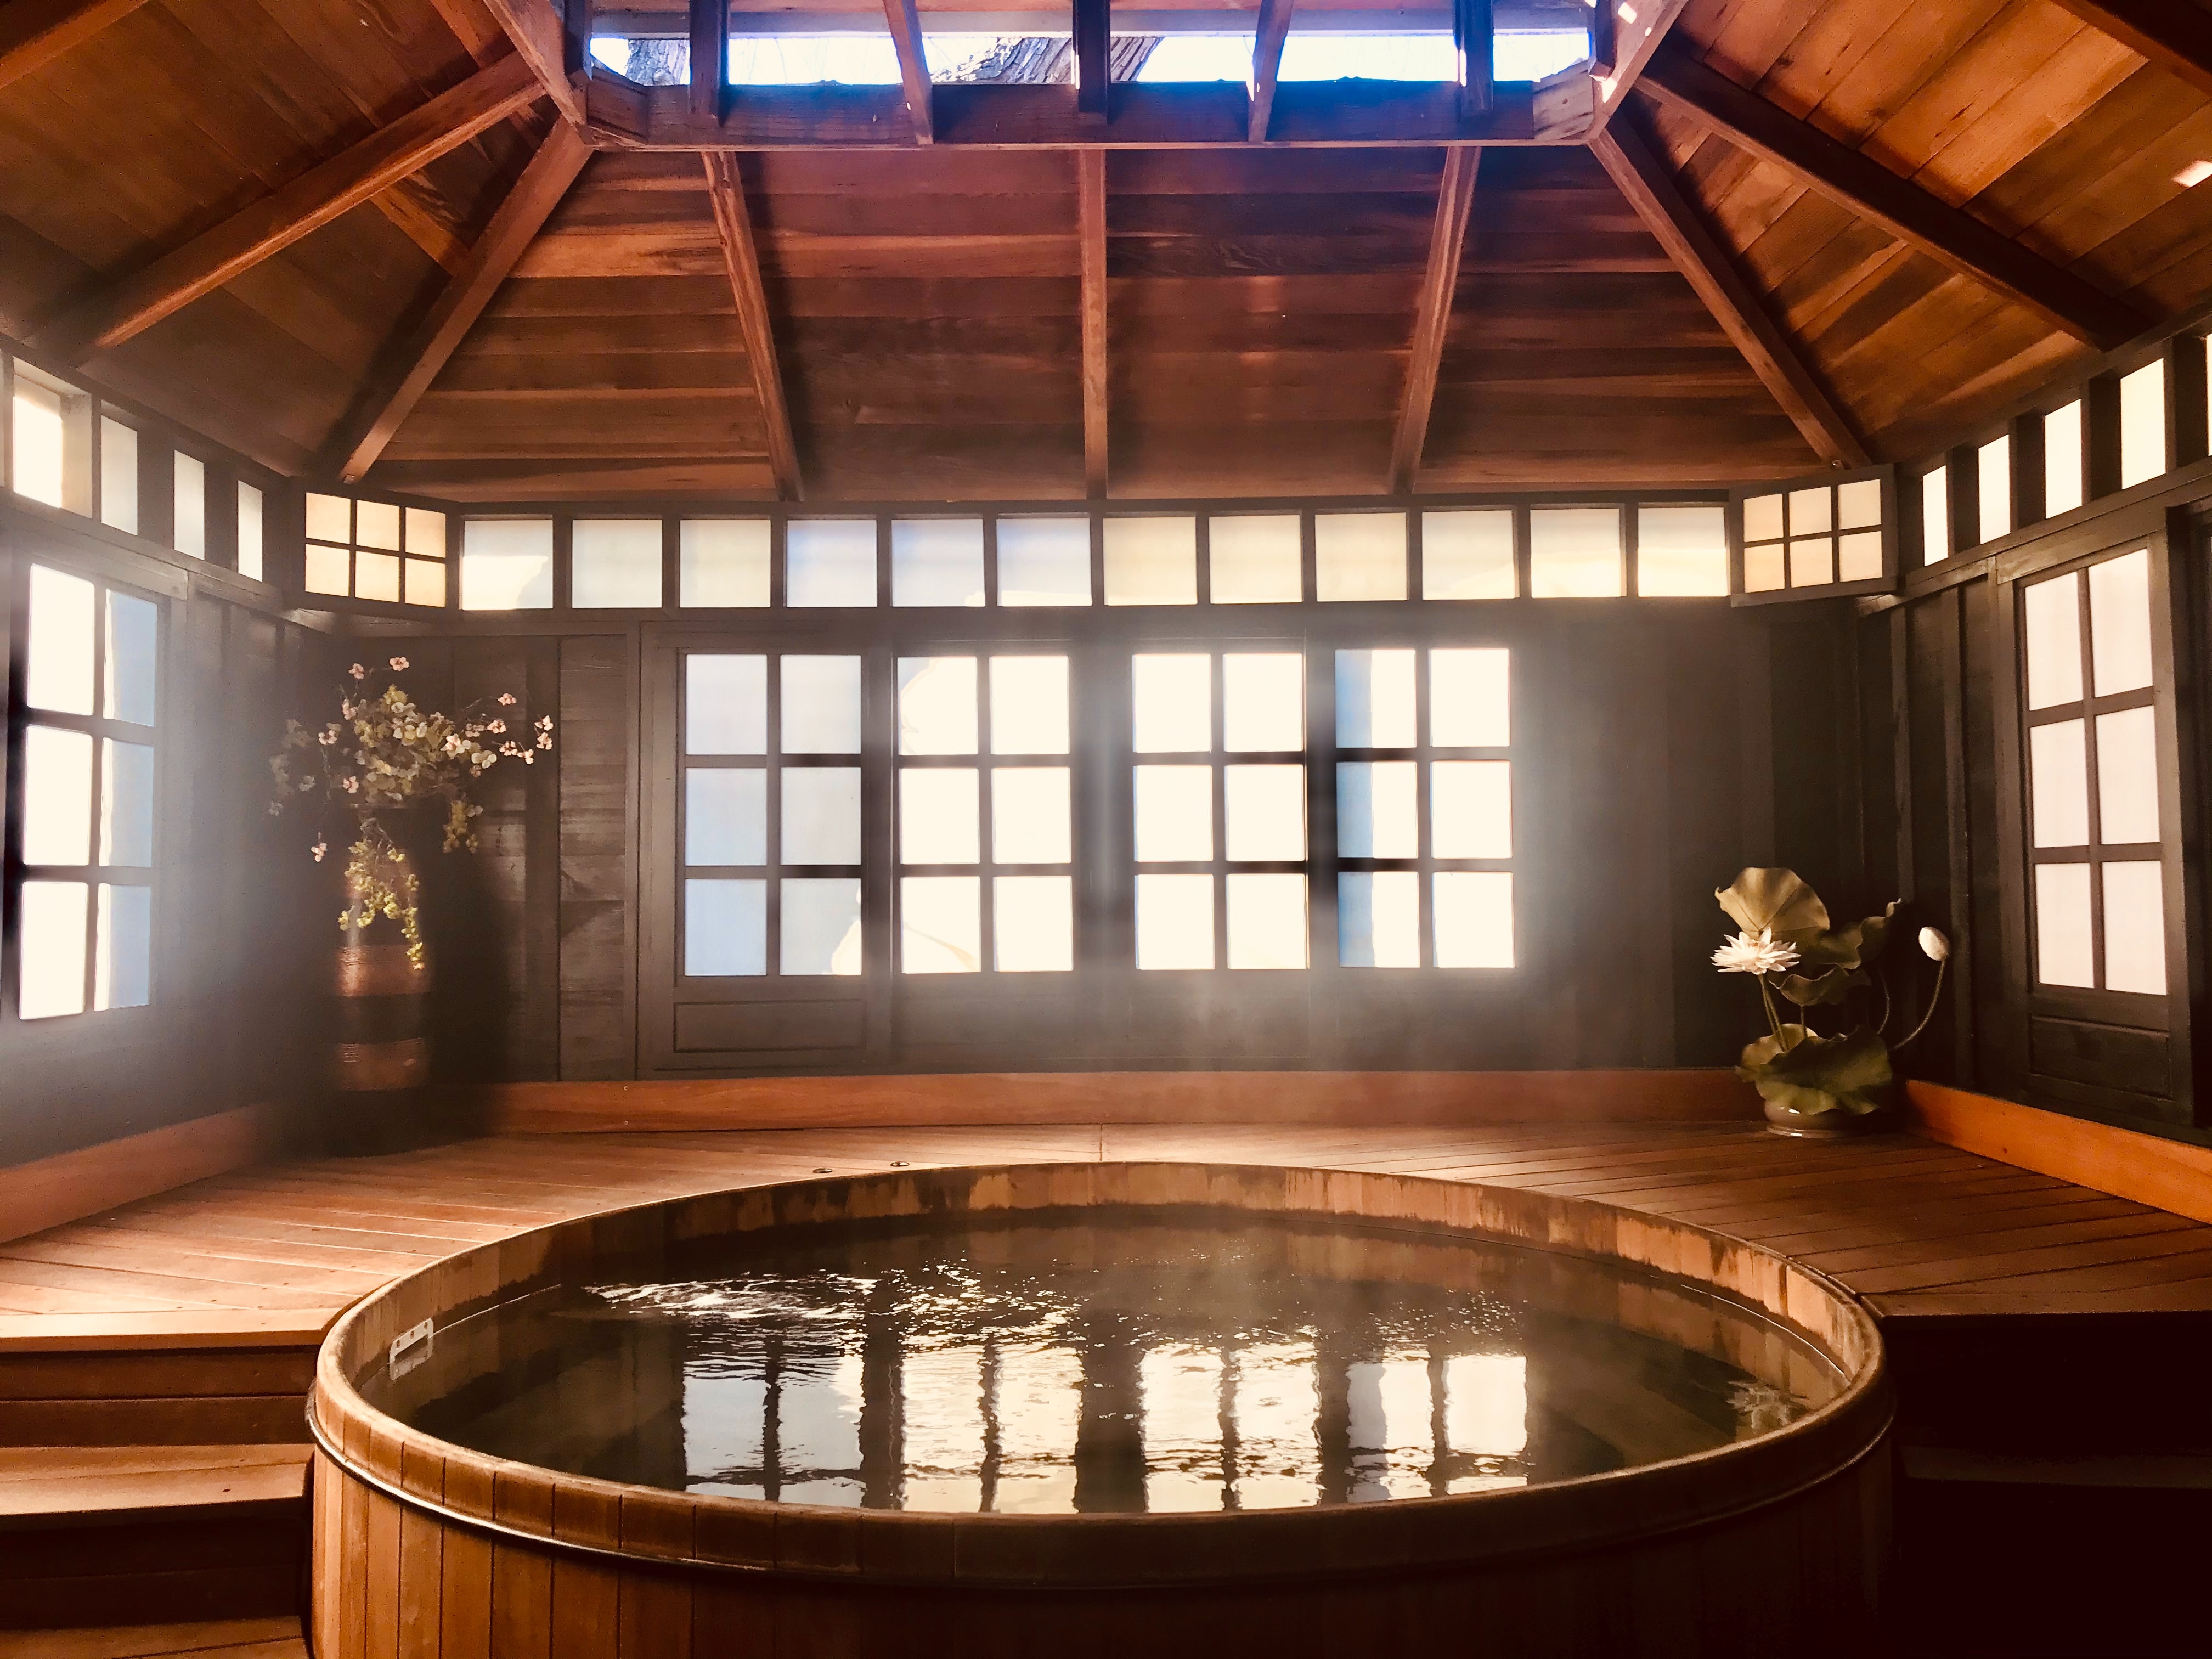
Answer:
[
  {"left": 0, "top": 1616, "right": 306, "bottom": 1657},
  {"left": 0, "top": 1445, "right": 310, "bottom": 1528},
  {"left": 0, "top": 1314, "right": 330, "bottom": 1449}
]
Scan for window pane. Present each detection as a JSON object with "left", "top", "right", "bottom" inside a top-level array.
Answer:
[
  {"left": 1136, "top": 873, "right": 1214, "bottom": 969},
  {"left": 2096, "top": 706, "right": 2160, "bottom": 845},
  {"left": 1222, "top": 654, "right": 1302, "bottom": 753},
  {"left": 1432, "top": 760, "right": 1511, "bottom": 857},
  {"left": 19, "top": 880, "right": 88, "bottom": 1018},
  {"left": 13, "top": 375, "right": 66, "bottom": 507},
  {"left": 992, "top": 767, "right": 1071, "bottom": 864},
  {"left": 28, "top": 565, "right": 96, "bottom": 714},
  {"left": 237, "top": 483, "right": 263, "bottom": 581},
  {"left": 461, "top": 518, "right": 554, "bottom": 610},
  {"left": 2102, "top": 861, "right": 2166, "bottom": 995},
  {"left": 105, "top": 591, "right": 158, "bottom": 726},
  {"left": 1978, "top": 435, "right": 2011, "bottom": 544},
  {"left": 782, "top": 656, "right": 863, "bottom": 754},
  {"left": 1637, "top": 506, "right": 1728, "bottom": 596},
  {"left": 990, "top": 656, "right": 1069, "bottom": 755},
  {"left": 1422, "top": 509, "right": 1514, "bottom": 600},
  {"left": 356, "top": 500, "right": 400, "bottom": 551},
  {"left": 306, "top": 543, "right": 349, "bottom": 596},
  {"left": 405, "top": 559, "right": 445, "bottom": 607},
  {"left": 405, "top": 507, "right": 445, "bottom": 556},
  {"left": 783, "top": 878, "right": 863, "bottom": 975},
  {"left": 1921, "top": 466, "right": 1949, "bottom": 565},
  {"left": 356, "top": 551, "right": 400, "bottom": 602},
  {"left": 172, "top": 453, "right": 205, "bottom": 557},
  {"left": 899, "top": 656, "right": 979, "bottom": 756},
  {"left": 1337, "top": 761, "right": 1418, "bottom": 858},
  {"left": 572, "top": 518, "right": 664, "bottom": 607},
  {"left": 1335, "top": 650, "right": 1416, "bottom": 749},
  {"left": 1838, "top": 532, "right": 1883, "bottom": 582},
  {"left": 1787, "top": 487, "right": 1831, "bottom": 535},
  {"left": 681, "top": 520, "right": 771, "bottom": 607},
  {"left": 1742, "top": 494, "right": 1784, "bottom": 541},
  {"left": 1339, "top": 871, "right": 1419, "bottom": 967},
  {"left": 1788, "top": 538, "right": 1835, "bottom": 587},
  {"left": 686, "top": 768, "right": 767, "bottom": 865},
  {"left": 1104, "top": 516, "right": 1197, "bottom": 605},
  {"left": 1133, "top": 655, "right": 1211, "bottom": 753},
  {"left": 1528, "top": 508, "right": 1621, "bottom": 597},
  {"left": 1837, "top": 478, "right": 1881, "bottom": 531},
  {"left": 685, "top": 878, "right": 766, "bottom": 976},
  {"left": 305, "top": 493, "right": 351, "bottom": 543},
  {"left": 1314, "top": 513, "right": 1406, "bottom": 602},
  {"left": 893, "top": 517, "right": 985, "bottom": 607},
  {"left": 1134, "top": 766, "right": 1213, "bottom": 862},
  {"left": 1745, "top": 544, "right": 1785, "bottom": 592},
  {"left": 902, "top": 876, "right": 981, "bottom": 972},
  {"left": 2033, "top": 863, "right": 2094, "bottom": 989},
  {"left": 1209, "top": 515, "right": 1301, "bottom": 603},
  {"left": 687, "top": 655, "right": 767, "bottom": 755},
  {"left": 2088, "top": 549, "right": 2154, "bottom": 697},
  {"left": 1430, "top": 649, "right": 1509, "bottom": 748},
  {"left": 997, "top": 517, "right": 1091, "bottom": 606},
  {"left": 100, "top": 740, "right": 155, "bottom": 866},
  {"left": 900, "top": 769, "right": 979, "bottom": 865},
  {"left": 995, "top": 874, "right": 1073, "bottom": 971},
  {"left": 2120, "top": 359, "right": 2165, "bottom": 489},
  {"left": 99, "top": 419, "right": 137, "bottom": 535},
  {"left": 2045, "top": 402, "right": 2084, "bottom": 516},
  {"left": 785, "top": 767, "right": 864, "bottom": 864},
  {"left": 24, "top": 726, "right": 94, "bottom": 865},
  {"left": 788, "top": 519, "right": 878, "bottom": 607},
  {"left": 1224, "top": 765, "right": 1305, "bottom": 861},
  {"left": 1434, "top": 871, "right": 1514, "bottom": 967},
  {"left": 94, "top": 884, "right": 151, "bottom": 1011},
  {"left": 1226, "top": 873, "right": 1307, "bottom": 969},
  {"left": 2023, "top": 574, "right": 2084, "bottom": 710},
  {"left": 2030, "top": 720, "right": 2090, "bottom": 848}
]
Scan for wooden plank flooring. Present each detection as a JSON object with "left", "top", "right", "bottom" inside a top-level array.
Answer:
[{"left": 4, "top": 1123, "right": 2210, "bottom": 1333}]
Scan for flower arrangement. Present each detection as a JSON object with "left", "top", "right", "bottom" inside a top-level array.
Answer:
[
  {"left": 1711, "top": 868, "right": 1949, "bottom": 1126},
  {"left": 269, "top": 657, "right": 553, "bottom": 968}
]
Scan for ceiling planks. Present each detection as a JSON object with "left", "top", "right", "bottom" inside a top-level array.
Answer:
[
  {"left": 1247, "top": 0, "right": 1295, "bottom": 142},
  {"left": 1587, "top": 0, "right": 1694, "bottom": 136},
  {"left": 1079, "top": 148, "right": 1109, "bottom": 495},
  {"left": 0, "top": 0, "right": 149, "bottom": 93},
  {"left": 2045, "top": 0, "right": 2212, "bottom": 102},
  {"left": 1391, "top": 145, "right": 1481, "bottom": 492},
  {"left": 702, "top": 150, "right": 803, "bottom": 499}
]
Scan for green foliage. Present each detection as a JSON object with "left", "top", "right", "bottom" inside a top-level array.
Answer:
[{"left": 1736, "top": 1025, "right": 1893, "bottom": 1118}]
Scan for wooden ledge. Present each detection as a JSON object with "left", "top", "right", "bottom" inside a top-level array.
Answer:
[
  {"left": 1905, "top": 1081, "right": 2212, "bottom": 1227},
  {"left": 0, "top": 1311, "right": 337, "bottom": 1354}
]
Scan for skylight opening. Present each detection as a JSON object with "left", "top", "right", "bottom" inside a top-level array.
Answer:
[{"left": 1136, "top": 28, "right": 1584, "bottom": 83}]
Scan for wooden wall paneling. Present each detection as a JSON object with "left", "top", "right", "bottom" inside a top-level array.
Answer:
[
  {"left": 2044, "top": 0, "right": 2212, "bottom": 102},
  {"left": 557, "top": 633, "right": 638, "bottom": 1081},
  {"left": 1390, "top": 145, "right": 1480, "bottom": 493},
  {"left": 1079, "top": 147, "right": 1109, "bottom": 496},
  {"left": 0, "top": 0, "right": 150, "bottom": 93},
  {"left": 1246, "top": 0, "right": 1294, "bottom": 143},
  {"left": 701, "top": 153, "right": 802, "bottom": 500}
]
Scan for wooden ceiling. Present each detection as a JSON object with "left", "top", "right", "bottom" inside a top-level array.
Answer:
[{"left": 1, "top": 0, "right": 2209, "bottom": 502}]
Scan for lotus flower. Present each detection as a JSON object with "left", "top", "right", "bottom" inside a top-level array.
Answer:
[{"left": 1713, "top": 928, "right": 1800, "bottom": 976}]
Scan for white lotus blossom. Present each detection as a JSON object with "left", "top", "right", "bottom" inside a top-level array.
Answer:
[
  {"left": 1918, "top": 926, "right": 1951, "bottom": 962},
  {"left": 1712, "top": 927, "right": 1799, "bottom": 976}
]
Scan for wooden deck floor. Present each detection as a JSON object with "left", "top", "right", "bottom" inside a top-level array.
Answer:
[{"left": 6, "top": 1120, "right": 2212, "bottom": 1332}]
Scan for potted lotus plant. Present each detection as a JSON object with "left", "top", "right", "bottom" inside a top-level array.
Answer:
[{"left": 1712, "top": 867, "right": 1949, "bottom": 1137}]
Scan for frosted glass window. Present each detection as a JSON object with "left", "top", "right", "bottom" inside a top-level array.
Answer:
[
  {"left": 1209, "top": 515, "right": 1301, "bottom": 603},
  {"left": 12, "top": 375, "right": 65, "bottom": 507},
  {"left": 23, "top": 726, "right": 93, "bottom": 865},
  {"left": 2034, "top": 864, "right": 2094, "bottom": 989},
  {"left": 1838, "top": 478, "right": 1882, "bottom": 531},
  {"left": 405, "top": 508, "right": 445, "bottom": 556},
  {"left": 1336, "top": 650, "right": 1417, "bottom": 748},
  {"left": 1433, "top": 872, "right": 1514, "bottom": 968},
  {"left": 1222, "top": 654, "right": 1302, "bottom": 752},
  {"left": 2029, "top": 720, "right": 2090, "bottom": 847},
  {"left": 1744, "top": 544, "right": 1786, "bottom": 592},
  {"left": 99, "top": 419, "right": 136, "bottom": 535},
  {"left": 900, "top": 769, "right": 979, "bottom": 865},
  {"left": 1137, "top": 873, "right": 1214, "bottom": 969},
  {"left": 787, "top": 519, "right": 878, "bottom": 606},
  {"left": 1224, "top": 765, "right": 1306, "bottom": 861},
  {"left": 1337, "top": 761, "right": 1418, "bottom": 857},
  {"left": 2088, "top": 549, "right": 2153, "bottom": 696},
  {"left": 1135, "top": 766, "right": 1213, "bottom": 862},
  {"left": 1339, "top": 871, "right": 1419, "bottom": 967},
  {"left": 306, "top": 492, "right": 351, "bottom": 543},
  {"left": 94, "top": 884, "right": 151, "bottom": 1011},
  {"left": 995, "top": 875, "right": 1073, "bottom": 972},
  {"left": 686, "top": 768, "right": 767, "bottom": 865},
  {"left": 19, "top": 881, "right": 89, "bottom": 1018},
  {"left": 2023, "top": 575, "right": 2084, "bottom": 710},
  {"left": 2120, "top": 360, "right": 2165, "bottom": 489},
  {"left": 1978, "top": 436, "right": 2011, "bottom": 544},
  {"left": 992, "top": 768, "right": 1071, "bottom": 864},
  {"left": 1133, "top": 656, "right": 1212, "bottom": 753},
  {"left": 685, "top": 878, "right": 766, "bottom": 977},
  {"left": 172, "top": 453, "right": 204, "bottom": 558},
  {"left": 1528, "top": 508, "right": 1622, "bottom": 597},
  {"left": 305, "top": 544, "right": 349, "bottom": 596},
  {"left": 997, "top": 517, "right": 1091, "bottom": 606},
  {"left": 1430, "top": 650, "right": 1509, "bottom": 747},
  {"left": 29, "top": 565, "right": 95, "bottom": 714},
  {"left": 236, "top": 483, "right": 263, "bottom": 582},
  {"left": 686, "top": 656, "right": 767, "bottom": 755},
  {"left": 892, "top": 517, "right": 985, "bottom": 607},
  {"left": 990, "top": 657, "right": 1069, "bottom": 755},
  {"left": 405, "top": 559, "right": 444, "bottom": 607},
  {"left": 354, "top": 552, "right": 400, "bottom": 604},
  {"left": 782, "top": 878, "right": 862, "bottom": 975},
  {"left": 2095, "top": 707, "right": 2160, "bottom": 845},
  {"left": 2045, "top": 402, "right": 2085, "bottom": 516},
  {"left": 100, "top": 740, "right": 155, "bottom": 867},
  {"left": 680, "top": 520, "right": 770, "bottom": 606},
  {"left": 105, "top": 592, "right": 157, "bottom": 726},
  {"left": 1838, "top": 532, "right": 1884, "bottom": 583},
  {"left": 1421, "top": 510, "right": 1515, "bottom": 599},
  {"left": 1637, "top": 506, "right": 1728, "bottom": 596},
  {"left": 572, "top": 519, "right": 663, "bottom": 607},
  {"left": 783, "top": 768, "right": 862, "bottom": 865},
  {"left": 1742, "top": 494, "right": 1784, "bottom": 541},
  {"left": 1227, "top": 873, "right": 1307, "bottom": 969},
  {"left": 356, "top": 501, "right": 400, "bottom": 551},
  {"left": 2102, "top": 862, "right": 2166, "bottom": 994},
  {"left": 1431, "top": 761, "right": 1512, "bottom": 857},
  {"left": 1789, "top": 538, "right": 1834, "bottom": 588},
  {"left": 781, "top": 657, "right": 863, "bottom": 754},
  {"left": 901, "top": 876, "right": 981, "bottom": 972},
  {"left": 1314, "top": 513, "right": 1406, "bottom": 601},
  {"left": 1104, "top": 516, "right": 1197, "bottom": 605},
  {"left": 1788, "top": 488, "right": 1831, "bottom": 535},
  {"left": 461, "top": 518, "right": 554, "bottom": 610},
  {"left": 899, "top": 657, "right": 979, "bottom": 755},
  {"left": 1921, "top": 466, "right": 1949, "bottom": 565}
]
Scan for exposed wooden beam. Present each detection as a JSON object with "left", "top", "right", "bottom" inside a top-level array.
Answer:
[
  {"left": 1588, "top": 0, "right": 1615, "bottom": 76},
  {"left": 882, "top": 0, "right": 934, "bottom": 142},
  {"left": 2046, "top": 0, "right": 2212, "bottom": 100},
  {"left": 687, "top": 0, "right": 724, "bottom": 120},
  {"left": 332, "top": 125, "right": 593, "bottom": 484},
  {"left": 702, "top": 151, "right": 803, "bottom": 501},
  {"left": 1078, "top": 148, "right": 1109, "bottom": 496},
  {"left": 1585, "top": 0, "right": 1689, "bottom": 136},
  {"left": 479, "top": 0, "right": 587, "bottom": 122},
  {"left": 1591, "top": 116, "right": 1868, "bottom": 467},
  {"left": 1074, "top": 0, "right": 1109, "bottom": 124},
  {"left": 1246, "top": 0, "right": 1293, "bottom": 142},
  {"left": 1390, "top": 145, "right": 1480, "bottom": 494},
  {"left": 35, "top": 55, "right": 543, "bottom": 362},
  {"left": 1455, "top": 0, "right": 1492, "bottom": 117},
  {"left": 0, "top": 0, "right": 149, "bottom": 91},
  {"left": 1638, "top": 46, "right": 2151, "bottom": 349}
]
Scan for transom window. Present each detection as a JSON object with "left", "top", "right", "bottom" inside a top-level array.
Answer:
[{"left": 307, "top": 492, "right": 449, "bottom": 607}]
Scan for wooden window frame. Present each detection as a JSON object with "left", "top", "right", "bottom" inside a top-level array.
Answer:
[{"left": 1730, "top": 464, "right": 1897, "bottom": 606}]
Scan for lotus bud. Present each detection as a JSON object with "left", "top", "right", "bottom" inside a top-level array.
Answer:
[{"left": 1918, "top": 926, "right": 1951, "bottom": 962}]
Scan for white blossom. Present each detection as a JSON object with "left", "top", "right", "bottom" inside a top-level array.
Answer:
[
  {"left": 390, "top": 656, "right": 409, "bottom": 671},
  {"left": 1712, "top": 928, "right": 1799, "bottom": 976}
]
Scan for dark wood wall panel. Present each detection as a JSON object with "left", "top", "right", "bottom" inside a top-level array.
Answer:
[{"left": 557, "top": 634, "right": 636, "bottom": 1081}]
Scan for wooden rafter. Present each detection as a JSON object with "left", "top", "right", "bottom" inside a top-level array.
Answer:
[
  {"left": 1390, "top": 145, "right": 1480, "bottom": 494},
  {"left": 332, "top": 125, "right": 593, "bottom": 483},
  {"left": 37, "top": 54, "right": 541, "bottom": 362},
  {"left": 2045, "top": 0, "right": 2212, "bottom": 101},
  {"left": 1638, "top": 46, "right": 2151, "bottom": 349},
  {"left": 1585, "top": 0, "right": 1690, "bottom": 136},
  {"left": 1455, "top": 0, "right": 1492, "bottom": 117},
  {"left": 479, "top": 0, "right": 586, "bottom": 122},
  {"left": 702, "top": 151, "right": 803, "bottom": 500},
  {"left": 1078, "top": 148, "right": 1109, "bottom": 496},
  {"left": 1246, "top": 0, "right": 1294, "bottom": 143},
  {"left": 1589, "top": 0, "right": 1616, "bottom": 77},
  {"left": 688, "top": 0, "right": 724, "bottom": 120},
  {"left": 1591, "top": 117, "right": 1868, "bottom": 467},
  {"left": 882, "top": 0, "right": 933, "bottom": 143},
  {"left": 1074, "top": 0, "right": 1109, "bottom": 125},
  {"left": 0, "top": 0, "right": 149, "bottom": 92}
]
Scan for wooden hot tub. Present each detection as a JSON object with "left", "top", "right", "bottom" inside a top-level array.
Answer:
[{"left": 308, "top": 1163, "right": 1891, "bottom": 1657}]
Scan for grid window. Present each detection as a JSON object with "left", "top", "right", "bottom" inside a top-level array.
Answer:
[
  {"left": 2045, "top": 402, "right": 2085, "bottom": 517},
  {"left": 1977, "top": 436, "right": 2012, "bottom": 546},
  {"left": 1421, "top": 510, "right": 1515, "bottom": 600},
  {"left": 1314, "top": 513, "right": 1407, "bottom": 602},
  {"left": 2119, "top": 360, "right": 2166, "bottom": 490},
  {"left": 99, "top": 418, "right": 137, "bottom": 536},
  {"left": 788, "top": 520, "right": 878, "bottom": 607},
  {"left": 1335, "top": 647, "right": 1514, "bottom": 969},
  {"left": 996, "top": 518, "right": 1092, "bottom": 607},
  {"left": 237, "top": 483, "right": 264, "bottom": 582},
  {"left": 680, "top": 652, "right": 864, "bottom": 978},
  {"left": 893, "top": 518, "right": 985, "bottom": 607},
  {"left": 680, "top": 520, "right": 771, "bottom": 606},
  {"left": 1741, "top": 479, "right": 1883, "bottom": 594},
  {"left": 1103, "top": 517, "right": 1197, "bottom": 606},
  {"left": 9, "top": 363, "right": 92, "bottom": 515},
  {"left": 1636, "top": 506, "right": 1728, "bottom": 597},
  {"left": 307, "top": 492, "right": 451, "bottom": 606},
  {"left": 1920, "top": 465, "right": 1949, "bottom": 566},
  {"left": 173, "top": 452, "right": 205, "bottom": 558},
  {"left": 1528, "top": 508, "right": 1622, "bottom": 598},
  {"left": 1207, "top": 516, "right": 1301, "bottom": 605},
  {"left": 572, "top": 518, "right": 664, "bottom": 608}
]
